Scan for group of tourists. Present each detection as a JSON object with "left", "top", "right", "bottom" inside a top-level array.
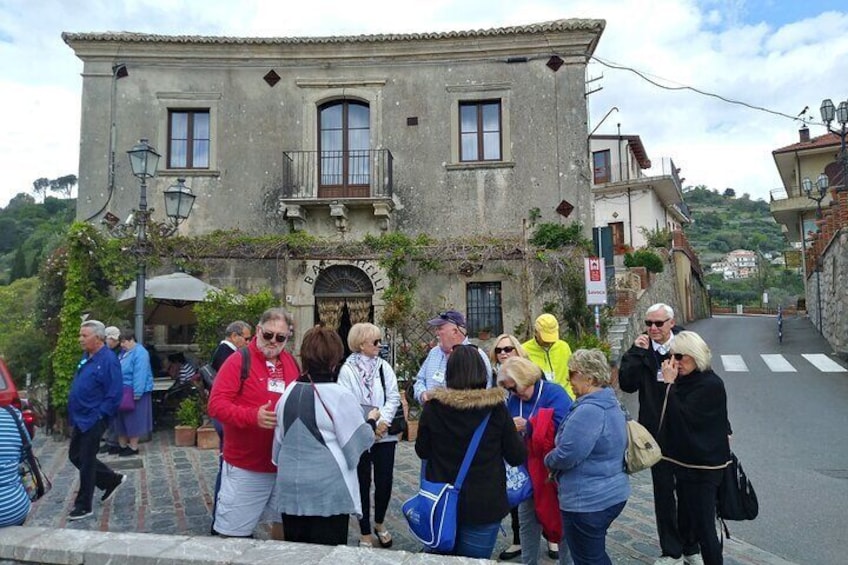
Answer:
[{"left": 0, "top": 301, "right": 734, "bottom": 565}]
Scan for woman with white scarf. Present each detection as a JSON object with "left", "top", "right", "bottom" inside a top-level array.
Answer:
[{"left": 338, "top": 322, "right": 402, "bottom": 548}]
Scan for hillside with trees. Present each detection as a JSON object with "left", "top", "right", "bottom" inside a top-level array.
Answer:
[{"left": 682, "top": 185, "right": 803, "bottom": 308}]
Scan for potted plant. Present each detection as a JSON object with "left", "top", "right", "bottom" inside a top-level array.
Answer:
[{"left": 174, "top": 397, "right": 201, "bottom": 447}]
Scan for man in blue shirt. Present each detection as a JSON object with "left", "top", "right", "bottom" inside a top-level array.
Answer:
[
  {"left": 67, "top": 320, "right": 125, "bottom": 520},
  {"left": 413, "top": 310, "right": 492, "bottom": 403}
]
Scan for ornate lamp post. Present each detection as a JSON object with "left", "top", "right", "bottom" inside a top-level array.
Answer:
[
  {"left": 802, "top": 173, "right": 828, "bottom": 334},
  {"left": 819, "top": 98, "right": 848, "bottom": 192},
  {"left": 123, "top": 139, "right": 196, "bottom": 346}
]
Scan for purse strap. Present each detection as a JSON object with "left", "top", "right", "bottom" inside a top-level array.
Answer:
[
  {"left": 454, "top": 412, "right": 492, "bottom": 491},
  {"left": 2, "top": 405, "right": 32, "bottom": 455},
  {"left": 307, "top": 375, "right": 335, "bottom": 425}
]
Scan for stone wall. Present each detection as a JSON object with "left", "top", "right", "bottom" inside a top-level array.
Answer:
[{"left": 808, "top": 227, "right": 848, "bottom": 356}]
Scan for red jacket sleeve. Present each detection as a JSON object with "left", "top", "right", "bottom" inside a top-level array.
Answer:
[{"left": 207, "top": 349, "right": 259, "bottom": 428}]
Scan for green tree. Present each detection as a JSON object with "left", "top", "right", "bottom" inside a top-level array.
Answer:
[
  {"left": 31, "top": 177, "right": 49, "bottom": 202},
  {"left": 193, "top": 288, "right": 278, "bottom": 359},
  {"left": 49, "top": 175, "right": 78, "bottom": 198},
  {"left": 723, "top": 188, "right": 736, "bottom": 197},
  {"left": 9, "top": 248, "right": 27, "bottom": 282}
]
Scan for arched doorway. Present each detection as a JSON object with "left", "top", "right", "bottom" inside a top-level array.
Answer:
[{"left": 313, "top": 264, "right": 374, "bottom": 355}]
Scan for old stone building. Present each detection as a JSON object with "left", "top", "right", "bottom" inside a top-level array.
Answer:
[{"left": 63, "top": 20, "right": 606, "bottom": 358}]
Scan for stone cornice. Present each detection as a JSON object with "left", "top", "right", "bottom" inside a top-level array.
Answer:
[{"left": 62, "top": 19, "right": 605, "bottom": 64}]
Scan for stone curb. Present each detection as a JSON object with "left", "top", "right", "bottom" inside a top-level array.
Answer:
[{"left": 0, "top": 527, "right": 489, "bottom": 565}]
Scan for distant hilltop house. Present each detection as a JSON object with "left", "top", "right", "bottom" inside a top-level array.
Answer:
[
  {"left": 711, "top": 249, "right": 757, "bottom": 279},
  {"left": 63, "top": 19, "right": 609, "bottom": 349},
  {"left": 590, "top": 133, "right": 691, "bottom": 257}
]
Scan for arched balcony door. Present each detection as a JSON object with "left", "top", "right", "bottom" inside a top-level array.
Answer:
[{"left": 318, "top": 100, "right": 370, "bottom": 198}]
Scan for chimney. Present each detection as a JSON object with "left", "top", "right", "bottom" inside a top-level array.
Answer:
[{"left": 799, "top": 126, "right": 810, "bottom": 143}]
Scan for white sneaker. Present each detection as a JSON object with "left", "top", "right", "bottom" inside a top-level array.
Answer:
[
  {"left": 683, "top": 554, "right": 704, "bottom": 565},
  {"left": 653, "top": 558, "right": 684, "bottom": 565}
]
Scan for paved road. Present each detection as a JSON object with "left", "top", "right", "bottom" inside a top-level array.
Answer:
[{"left": 682, "top": 314, "right": 848, "bottom": 565}]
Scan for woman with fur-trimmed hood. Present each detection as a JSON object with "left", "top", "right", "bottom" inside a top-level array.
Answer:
[{"left": 415, "top": 344, "right": 526, "bottom": 559}]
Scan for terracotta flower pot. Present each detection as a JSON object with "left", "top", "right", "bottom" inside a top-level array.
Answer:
[
  {"left": 196, "top": 426, "right": 220, "bottom": 450},
  {"left": 174, "top": 425, "right": 197, "bottom": 447},
  {"left": 406, "top": 420, "right": 419, "bottom": 442}
]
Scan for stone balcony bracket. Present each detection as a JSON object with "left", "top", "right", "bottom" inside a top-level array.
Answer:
[
  {"left": 283, "top": 204, "right": 307, "bottom": 231},
  {"left": 372, "top": 201, "right": 393, "bottom": 231},
  {"left": 329, "top": 202, "right": 349, "bottom": 232}
]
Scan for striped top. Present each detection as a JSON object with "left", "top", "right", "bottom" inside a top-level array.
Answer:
[{"left": 0, "top": 406, "right": 31, "bottom": 526}]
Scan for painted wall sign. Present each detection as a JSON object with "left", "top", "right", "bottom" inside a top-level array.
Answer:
[{"left": 302, "top": 260, "right": 386, "bottom": 293}]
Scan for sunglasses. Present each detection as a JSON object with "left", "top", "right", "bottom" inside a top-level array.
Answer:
[
  {"left": 495, "top": 346, "right": 516, "bottom": 355},
  {"left": 372, "top": 339, "right": 382, "bottom": 346},
  {"left": 672, "top": 353, "right": 685, "bottom": 361},
  {"left": 645, "top": 319, "right": 670, "bottom": 328},
  {"left": 260, "top": 329, "right": 288, "bottom": 343}
]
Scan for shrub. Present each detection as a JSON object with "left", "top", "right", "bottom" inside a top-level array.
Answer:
[
  {"left": 624, "top": 249, "right": 664, "bottom": 273},
  {"left": 175, "top": 398, "right": 202, "bottom": 428},
  {"left": 530, "top": 222, "right": 587, "bottom": 250}
]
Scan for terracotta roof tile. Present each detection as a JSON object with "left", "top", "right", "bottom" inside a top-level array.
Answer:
[
  {"left": 62, "top": 19, "right": 605, "bottom": 46},
  {"left": 773, "top": 132, "right": 841, "bottom": 154}
]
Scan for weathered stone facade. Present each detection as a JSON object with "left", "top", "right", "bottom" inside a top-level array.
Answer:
[{"left": 64, "top": 20, "right": 605, "bottom": 342}]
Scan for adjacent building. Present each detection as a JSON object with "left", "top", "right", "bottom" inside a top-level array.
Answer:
[{"left": 590, "top": 133, "right": 690, "bottom": 255}]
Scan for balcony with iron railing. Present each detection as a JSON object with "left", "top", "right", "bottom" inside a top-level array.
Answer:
[
  {"left": 593, "top": 157, "right": 684, "bottom": 207},
  {"left": 281, "top": 149, "right": 393, "bottom": 200}
]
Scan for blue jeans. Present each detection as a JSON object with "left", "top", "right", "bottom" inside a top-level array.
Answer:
[
  {"left": 561, "top": 501, "right": 626, "bottom": 565},
  {"left": 452, "top": 522, "right": 500, "bottom": 559}
]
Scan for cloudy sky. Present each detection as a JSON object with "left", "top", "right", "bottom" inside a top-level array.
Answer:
[{"left": 1, "top": 0, "right": 847, "bottom": 208}]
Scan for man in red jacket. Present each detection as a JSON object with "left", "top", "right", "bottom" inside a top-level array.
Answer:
[{"left": 208, "top": 307, "right": 300, "bottom": 538}]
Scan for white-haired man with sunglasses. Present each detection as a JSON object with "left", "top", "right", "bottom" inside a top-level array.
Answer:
[
  {"left": 619, "top": 303, "right": 699, "bottom": 565},
  {"left": 208, "top": 307, "right": 300, "bottom": 538}
]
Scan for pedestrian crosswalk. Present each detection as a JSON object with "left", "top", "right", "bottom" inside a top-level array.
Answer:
[{"left": 718, "top": 353, "right": 847, "bottom": 373}]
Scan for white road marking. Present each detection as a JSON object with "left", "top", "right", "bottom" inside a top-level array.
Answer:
[
  {"left": 721, "top": 355, "right": 748, "bottom": 372},
  {"left": 760, "top": 354, "right": 796, "bottom": 372},
  {"left": 801, "top": 354, "right": 847, "bottom": 373}
]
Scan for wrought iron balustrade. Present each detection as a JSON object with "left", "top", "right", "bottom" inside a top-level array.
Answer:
[{"left": 281, "top": 149, "right": 393, "bottom": 199}]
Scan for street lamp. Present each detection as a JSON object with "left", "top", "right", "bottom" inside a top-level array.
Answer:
[
  {"left": 819, "top": 98, "right": 848, "bottom": 192},
  {"left": 801, "top": 173, "right": 828, "bottom": 334},
  {"left": 123, "top": 139, "right": 196, "bottom": 346}
]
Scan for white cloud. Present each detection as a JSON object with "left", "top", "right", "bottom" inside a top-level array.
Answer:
[{"left": 0, "top": 0, "right": 847, "bottom": 208}]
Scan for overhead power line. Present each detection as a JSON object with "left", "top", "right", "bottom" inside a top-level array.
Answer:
[{"left": 591, "top": 56, "right": 815, "bottom": 124}]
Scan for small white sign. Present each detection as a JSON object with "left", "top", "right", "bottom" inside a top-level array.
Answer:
[{"left": 584, "top": 257, "right": 607, "bottom": 305}]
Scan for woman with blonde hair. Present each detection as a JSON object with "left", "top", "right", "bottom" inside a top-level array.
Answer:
[
  {"left": 500, "top": 356, "right": 572, "bottom": 565},
  {"left": 659, "top": 331, "right": 731, "bottom": 565},
  {"left": 337, "top": 322, "right": 402, "bottom": 548},
  {"left": 487, "top": 334, "right": 527, "bottom": 560},
  {"left": 546, "top": 349, "right": 629, "bottom": 565}
]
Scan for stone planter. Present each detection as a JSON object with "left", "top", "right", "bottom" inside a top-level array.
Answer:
[
  {"left": 174, "top": 425, "right": 197, "bottom": 447},
  {"left": 196, "top": 426, "right": 220, "bottom": 450}
]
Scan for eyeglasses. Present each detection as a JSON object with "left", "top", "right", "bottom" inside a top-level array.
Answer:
[
  {"left": 372, "top": 339, "right": 382, "bottom": 346},
  {"left": 644, "top": 319, "right": 670, "bottom": 328},
  {"left": 672, "top": 353, "right": 685, "bottom": 361},
  {"left": 494, "top": 346, "right": 516, "bottom": 355},
  {"left": 260, "top": 329, "right": 288, "bottom": 343}
]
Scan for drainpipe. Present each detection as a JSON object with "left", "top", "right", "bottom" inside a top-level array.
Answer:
[{"left": 619, "top": 123, "right": 633, "bottom": 245}]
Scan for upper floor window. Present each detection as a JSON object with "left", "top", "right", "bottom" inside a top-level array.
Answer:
[
  {"left": 466, "top": 282, "right": 503, "bottom": 336},
  {"left": 319, "top": 100, "right": 371, "bottom": 198},
  {"left": 593, "top": 150, "right": 611, "bottom": 184},
  {"left": 459, "top": 101, "right": 501, "bottom": 162},
  {"left": 168, "top": 110, "right": 210, "bottom": 169}
]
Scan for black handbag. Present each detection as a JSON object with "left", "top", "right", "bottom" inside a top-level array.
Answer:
[
  {"left": 717, "top": 452, "right": 758, "bottom": 521},
  {"left": 378, "top": 364, "right": 407, "bottom": 436},
  {"left": 3, "top": 405, "right": 52, "bottom": 501}
]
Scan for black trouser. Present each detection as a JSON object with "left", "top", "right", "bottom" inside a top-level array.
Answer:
[
  {"left": 674, "top": 467, "right": 724, "bottom": 565},
  {"left": 509, "top": 506, "right": 521, "bottom": 545},
  {"left": 68, "top": 419, "right": 120, "bottom": 512},
  {"left": 282, "top": 514, "right": 348, "bottom": 546},
  {"left": 651, "top": 459, "right": 699, "bottom": 558},
  {"left": 356, "top": 441, "right": 396, "bottom": 535}
]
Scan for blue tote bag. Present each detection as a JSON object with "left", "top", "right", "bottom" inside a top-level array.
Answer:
[{"left": 402, "top": 412, "right": 491, "bottom": 552}]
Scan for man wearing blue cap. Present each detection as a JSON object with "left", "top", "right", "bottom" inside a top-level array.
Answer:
[{"left": 413, "top": 309, "right": 493, "bottom": 403}]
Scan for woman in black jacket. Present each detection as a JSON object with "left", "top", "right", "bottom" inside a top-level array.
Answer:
[
  {"left": 415, "top": 344, "right": 526, "bottom": 559},
  {"left": 660, "top": 331, "right": 732, "bottom": 565}
]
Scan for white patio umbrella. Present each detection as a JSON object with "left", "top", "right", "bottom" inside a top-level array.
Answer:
[{"left": 117, "top": 272, "right": 224, "bottom": 325}]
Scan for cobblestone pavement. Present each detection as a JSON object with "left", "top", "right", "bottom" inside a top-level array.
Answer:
[{"left": 25, "top": 430, "right": 794, "bottom": 564}]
